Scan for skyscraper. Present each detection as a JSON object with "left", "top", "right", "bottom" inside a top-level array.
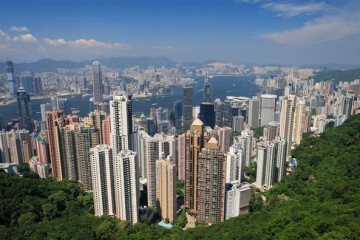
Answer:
[
  {"left": 224, "top": 181, "right": 251, "bottom": 220},
  {"left": 183, "top": 87, "right": 193, "bottom": 131},
  {"left": 110, "top": 94, "right": 133, "bottom": 154},
  {"left": 204, "top": 76, "right": 212, "bottom": 103},
  {"left": 114, "top": 150, "right": 139, "bottom": 224},
  {"left": 156, "top": 155, "right": 177, "bottom": 222},
  {"left": 279, "top": 95, "right": 296, "bottom": 159},
  {"left": 90, "top": 145, "right": 116, "bottom": 217},
  {"left": 248, "top": 97, "right": 260, "bottom": 128},
  {"left": 197, "top": 137, "right": 226, "bottom": 224},
  {"left": 177, "top": 134, "right": 186, "bottom": 181},
  {"left": 260, "top": 94, "right": 277, "bottom": 126},
  {"left": 6, "top": 59, "right": 16, "bottom": 96},
  {"left": 16, "top": 87, "right": 34, "bottom": 132},
  {"left": 92, "top": 61, "right": 103, "bottom": 106},
  {"left": 199, "top": 102, "right": 215, "bottom": 128},
  {"left": 293, "top": 99, "right": 305, "bottom": 145},
  {"left": 263, "top": 121, "right": 280, "bottom": 141},
  {"left": 185, "top": 119, "right": 204, "bottom": 212}
]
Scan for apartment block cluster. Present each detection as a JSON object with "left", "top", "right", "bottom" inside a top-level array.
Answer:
[{"left": 1, "top": 60, "right": 359, "bottom": 226}]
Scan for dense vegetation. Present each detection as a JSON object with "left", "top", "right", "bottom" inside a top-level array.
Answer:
[
  {"left": 1, "top": 114, "right": 360, "bottom": 239},
  {"left": 311, "top": 67, "right": 360, "bottom": 85}
]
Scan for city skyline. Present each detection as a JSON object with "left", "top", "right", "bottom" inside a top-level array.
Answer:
[{"left": 0, "top": 0, "right": 359, "bottom": 65}]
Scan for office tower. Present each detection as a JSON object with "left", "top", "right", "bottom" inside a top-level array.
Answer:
[
  {"left": 192, "top": 106, "right": 200, "bottom": 120},
  {"left": 35, "top": 134, "right": 50, "bottom": 164},
  {"left": 173, "top": 100, "right": 182, "bottom": 128},
  {"left": 226, "top": 144, "right": 243, "bottom": 183},
  {"left": 6, "top": 59, "right": 16, "bottom": 95},
  {"left": 20, "top": 75, "right": 34, "bottom": 94},
  {"left": 183, "top": 87, "right": 193, "bottom": 131},
  {"left": 260, "top": 94, "right": 277, "bottom": 126},
  {"left": 263, "top": 121, "right": 280, "bottom": 141},
  {"left": 34, "top": 77, "right": 43, "bottom": 94},
  {"left": 157, "top": 120, "right": 172, "bottom": 134},
  {"left": 90, "top": 145, "right": 116, "bottom": 217},
  {"left": 86, "top": 111, "right": 107, "bottom": 144},
  {"left": 248, "top": 97, "right": 260, "bottom": 128},
  {"left": 214, "top": 98, "right": 224, "bottom": 127},
  {"left": 114, "top": 150, "right": 139, "bottom": 224},
  {"left": 217, "top": 126, "right": 232, "bottom": 153},
  {"left": 185, "top": 119, "right": 204, "bottom": 212},
  {"left": 279, "top": 95, "right": 296, "bottom": 159},
  {"left": 293, "top": 99, "right": 305, "bottom": 145},
  {"left": 199, "top": 102, "right": 215, "bottom": 128},
  {"left": 93, "top": 61, "right": 103, "bottom": 106},
  {"left": 110, "top": 94, "right": 133, "bottom": 154},
  {"left": 57, "top": 98, "right": 68, "bottom": 115},
  {"left": 102, "top": 116, "right": 111, "bottom": 145},
  {"left": 197, "top": 137, "right": 226, "bottom": 224},
  {"left": 16, "top": 87, "right": 34, "bottom": 132},
  {"left": 40, "top": 103, "right": 53, "bottom": 122},
  {"left": 232, "top": 116, "right": 244, "bottom": 132},
  {"left": 147, "top": 118, "right": 156, "bottom": 136},
  {"left": 224, "top": 181, "right": 251, "bottom": 220},
  {"left": 156, "top": 155, "right": 177, "bottom": 222},
  {"left": 177, "top": 134, "right": 185, "bottom": 181},
  {"left": 0, "top": 131, "right": 10, "bottom": 163},
  {"left": 75, "top": 124, "right": 99, "bottom": 190},
  {"left": 46, "top": 111, "right": 66, "bottom": 180},
  {"left": 204, "top": 76, "right": 212, "bottom": 103},
  {"left": 223, "top": 100, "right": 232, "bottom": 127}
]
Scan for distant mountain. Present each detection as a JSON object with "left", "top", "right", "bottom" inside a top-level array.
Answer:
[
  {"left": 311, "top": 67, "right": 360, "bottom": 85},
  {"left": 0, "top": 56, "right": 176, "bottom": 73},
  {"left": 301, "top": 63, "right": 360, "bottom": 71}
]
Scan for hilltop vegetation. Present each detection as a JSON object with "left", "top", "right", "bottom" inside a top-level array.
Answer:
[
  {"left": 1, "top": 114, "right": 360, "bottom": 239},
  {"left": 311, "top": 67, "right": 360, "bottom": 85}
]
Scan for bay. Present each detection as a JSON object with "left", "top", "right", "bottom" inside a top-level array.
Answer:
[{"left": 0, "top": 75, "right": 259, "bottom": 125}]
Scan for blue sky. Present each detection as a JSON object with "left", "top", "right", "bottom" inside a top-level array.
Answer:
[{"left": 0, "top": 0, "right": 360, "bottom": 65}]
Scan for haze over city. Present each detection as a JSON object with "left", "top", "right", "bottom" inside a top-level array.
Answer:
[{"left": 1, "top": 0, "right": 360, "bottom": 64}]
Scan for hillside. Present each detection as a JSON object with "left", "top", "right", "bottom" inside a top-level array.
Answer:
[
  {"left": 311, "top": 67, "right": 360, "bottom": 85},
  {"left": 0, "top": 56, "right": 175, "bottom": 73},
  {"left": 1, "top": 114, "right": 360, "bottom": 239}
]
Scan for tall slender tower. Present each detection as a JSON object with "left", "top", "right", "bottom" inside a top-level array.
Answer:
[
  {"left": 248, "top": 97, "right": 260, "bottom": 128},
  {"left": 92, "top": 61, "right": 103, "bottom": 106},
  {"left": 114, "top": 150, "right": 139, "bottom": 224},
  {"left": 156, "top": 155, "right": 177, "bottom": 223},
  {"left": 6, "top": 59, "right": 16, "bottom": 96},
  {"left": 183, "top": 87, "right": 193, "bottom": 131},
  {"left": 293, "top": 99, "right": 305, "bottom": 145},
  {"left": 184, "top": 119, "right": 204, "bottom": 212},
  {"left": 197, "top": 137, "right": 226, "bottom": 224},
  {"left": 16, "top": 86, "right": 34, "bottom": 132},
  {"left": 90, "top": 145, "right": 116, "bottom": 217},
  {"left": 260, "top": 94, "right": 277, "bottom": 126},
  {"left": 204, "top": 75, "right": 212, "bottom": 103},
  {"left": 279, "top": 95, "right": 296, "bottom": 159},
  {"left": 110, "top": 94, "right": 133, "bottom": 154}
]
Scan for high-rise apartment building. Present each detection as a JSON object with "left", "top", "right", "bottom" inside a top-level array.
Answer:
[
  {"left": 156, "top": 155, "right": 177, "bottom": 222},
  {"left": 90, "top": 145, "right": 116, "bottom": 217},
  {"left": 114, "top": 150, "right": 139, "bottom": 224},
  {"left": 110, "top": 94, "right": 133, "bottom": 154},
  {"left": 263, "top": 121, "right": 280, "bottom": 141},
  {"left": 224, "top": 181, "right": 251, "bottom": 220},
  {"left": 279, "top": 95, "right": 296, "bottom": 159},
  {"left": 293, "top": 99, "right": 305, "bottom": 145},
  {"left": 184, "top": 119, "right": 204, "bottom": 212},
  {"left": 183, "top": 87, "right": 193, "bottom": 131},
  {"left": 197, "top": 137, "right": 225, "bottom": 224},
  {"left": 177, "top": 134, "right": 186, "bottom": 181}
]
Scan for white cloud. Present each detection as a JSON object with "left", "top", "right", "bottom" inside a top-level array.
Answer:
[
  {"left": 262, "top": 2, "right": 328, "bottom": 17},
  {"left": 0, "top": 29, "right": 11, "bottom": 41},
  {"left": 10, "top": 26, "right": 29, "bottom": 32},
  {"left": 151, "top": 45, "right": 177, "bottom": 51},
  {"left": 43, "top": 38, "right": 67, "bottom": 46},
  {"left": 43, "top": 38, "right": 129, "bottom": 49},
  {"left": 13, "top": 34, "right": 37, "bottom": 42},
  {"left": 261, "top": 12, "right": 360, "bottom": 46}
]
